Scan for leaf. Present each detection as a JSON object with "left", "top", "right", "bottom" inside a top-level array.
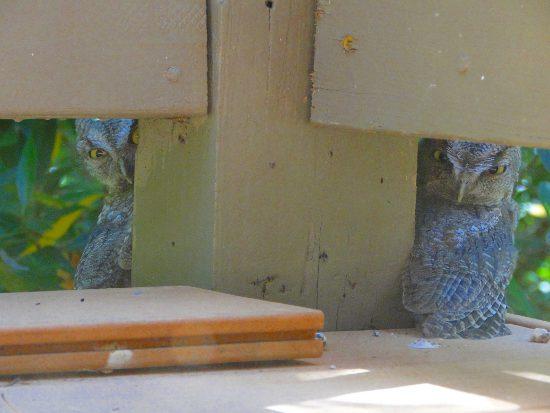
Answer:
[
  {"left": 0, "top": 260, "right": 35, "bottom": 292},
  {"left": 15, "top": 134, "right": 38, "bottom": 211},
  {"left": 0, "top": 129, "right": 18, "bottom": 148},
  {"left": 537, "top": 149, "right": 550, "bottom": 172},
  {"left": 50, "top": 130, "right": 64, "bottom": 166},
  {"left": 0, "top": 168, "right": 15, "bottom": 186},
  {"left": 507, "top": 278, "right": 539, "bottom": 318},
  {"left": 34, "top": 191, "right": 66, "bottom": 209},
  {"left": 20, "top": 120, "right": 57, "bottom": 178},
  {"left": 538, "top": 181, "right": 550, "bottom": 204},
  {"left": 20, "top": 209, "right": 84, "bottom": 257},
  {"left": 57, "top": 268, "right": 74, "bottom": 290},
  {"left": 78, "top": 193, "right": 102, "bottom": 208}
]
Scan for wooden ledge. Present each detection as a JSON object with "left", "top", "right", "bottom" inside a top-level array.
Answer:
[{"left": 1, "top": 326, "right": 548, "bottom": 412}]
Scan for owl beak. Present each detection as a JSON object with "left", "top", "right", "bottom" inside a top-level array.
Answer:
[
  {"left": 457, "top": 182, "right": 467, "bottom": 203},
  {"left": 456, "top": 173, "right": 476, "bottom": 203}
]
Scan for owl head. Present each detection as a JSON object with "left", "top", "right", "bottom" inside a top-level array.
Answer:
[
  {"left": 417, "top": 139, "right": 521, "bottom": 206},
  {"left": 75, "top": 119, "right": 138, "bottom": 191}
]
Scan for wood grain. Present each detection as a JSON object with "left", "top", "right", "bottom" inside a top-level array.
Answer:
[
  {"left": 133, "top": 0, "right": 417, "bottom": 331},
  {"left": 0, "top": 339, "right": 323, "bottom": 376},
  {"left": 0, "top": 0, "right": 207, "bottom": 118},
  {"left": 0, "top": 286, "right": 324, "bottom": 346},
  {"left": 312, "top": 0, "right": 550, "bottom": 147}
]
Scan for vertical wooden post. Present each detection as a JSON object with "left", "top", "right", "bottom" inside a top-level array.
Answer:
[
  {"left": 133, "top": 118, "right": 215, "bottom": 289},
  {"left": 134, "top": 0, "right": 418, "bottom": 330}
]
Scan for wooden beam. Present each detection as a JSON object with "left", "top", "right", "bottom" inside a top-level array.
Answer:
[
  {"left": 312, "top": 0, "right": 550, "bottom": 147},
  {"left": 0, "top": 1, "right": 207, "bottom": 118},
  {"left": 132, "top": 118, "right": 215, "bottom": 288}
]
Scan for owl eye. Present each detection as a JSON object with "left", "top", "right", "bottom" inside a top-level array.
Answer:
[
  {"left": 433, "top": 150, "right": 447, "bottom": 162},
  {"left": 89, "top": 148, "right": 107, "bottom": 159},
  {"left": 489, "top": 165, "right": 506, "bottom": 175}
]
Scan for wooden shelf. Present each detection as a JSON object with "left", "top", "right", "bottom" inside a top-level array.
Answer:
[{"left": 1, "top": 326, "right": 548, "bottom": 412}]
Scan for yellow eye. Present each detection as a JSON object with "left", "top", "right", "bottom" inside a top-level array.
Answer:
[
  {"left": 433, "top": 150, "right": 445, "bottom": 161},
  {"left": 89, "top": 148, "right": 107, "bottom": 159},
  {"left": 130, "top": 128, "right": 139, "bottom": 144},
  {"left": 489, "top": 165, "right": 506, "bottom": 175}
]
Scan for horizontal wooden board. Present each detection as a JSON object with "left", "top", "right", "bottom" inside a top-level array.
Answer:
[
  {"left": 506, "top": 313, "right": 550, "bottom": 330},
  {"left": 312, "top": 0, "right": 550, "bottom": 147},
  {"left": 0, "top": 1, "right": 207, "bottom": 118},
  {"left": 1, "top": 327, "right": 548, "bottom": 412},
  {"left": 0, "top": 286, "right": 324, "bottom": 346},
  {"left": 0, "top": 330, "right": 317, "bottom": 356},
  {"left": 0, "top": 339, "right": 323, "bottom": 376}
]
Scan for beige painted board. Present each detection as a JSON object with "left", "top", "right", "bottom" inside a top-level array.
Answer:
[
  {"left": 209, "top": 0, "right": 416, "bottom": 330},
  {"left": 2, "top": 327, "right": 549, "bottom": 412},
  {"left": 0, "top": 1, "right": 207, "bottom": 119},
  {"left": 312, "top": 0, "right": 550, "bottom": 148},
  {"left": 133, "top": 118, "right": 215, "bottom": 289},
  {"left": 133, "top": 0, "right": 417, "bottom": 330}
]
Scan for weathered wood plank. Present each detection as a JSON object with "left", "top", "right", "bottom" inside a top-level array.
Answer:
[
  {"left": 312, "top": 0, "right": 550, "bottom": 147},
  {"left": 0, "top": 1, "right": 207, "bottom": 118},
  {"left": 207, "top": 0, "right": 417, "bottom": 330},
  {"left": 133, "top": 118, "right": 215, "bottom": 289}
]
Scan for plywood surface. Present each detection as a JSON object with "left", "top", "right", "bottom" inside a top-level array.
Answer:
[
  {"left": 0, "top": 1, "right": 207, "bottom": 118},
  {"left": 1, "top": 326, "right": 548, "bottom": 412},
  {"left": 0, "top": 287, "right": 324, "bottom": 346},
  {"left": 312, "top": 0, "right": 550, "bottom": 147}
]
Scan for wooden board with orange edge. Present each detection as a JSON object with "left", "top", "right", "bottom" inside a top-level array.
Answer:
[
  {"left": 1, "top": 326, "right": 549, "bottom": 413},
  {"left": 0, "top": 286, "right": 324, "bottom": 375}
]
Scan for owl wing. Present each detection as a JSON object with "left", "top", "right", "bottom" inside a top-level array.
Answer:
[
  {"left": 74, "top": 223, "right": 131, "bottom": 289},
  {"left": 404, "top": 207, "right": 516, "bottom": 317},
  {"left": 117, "top": 228, "right": 132, "bottom": 271}
]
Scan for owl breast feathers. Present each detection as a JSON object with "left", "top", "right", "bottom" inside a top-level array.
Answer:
[{"left": 403, "top": 139, "right": 521, "bottom": 339}]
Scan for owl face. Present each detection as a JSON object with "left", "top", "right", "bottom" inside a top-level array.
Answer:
[
  {"left": 75, "top": 119, "right": 137, "bottom": 191},
  {"left": 417, "top": 139, "right": 521, "bottom": 206}
]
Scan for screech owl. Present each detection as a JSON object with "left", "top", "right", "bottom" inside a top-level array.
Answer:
[
  {"left": 403, "top": 138, "right": 521, "bottom": 339},
  {"left": 74, "top": 119, "right": 137, "bottom": 289}
]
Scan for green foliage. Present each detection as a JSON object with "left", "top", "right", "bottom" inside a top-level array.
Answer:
[
  {"left": 510, "top": 148, "right": 550, "bottom": 320},
  {"left": 0, "top": 120, "right": 103, "bottom": 292}
]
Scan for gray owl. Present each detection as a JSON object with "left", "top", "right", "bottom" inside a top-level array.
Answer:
[
  {"left": 74, "top": 119, "right": 137, "bottom": 289},
  {"left": 403, "top": 139, "right": 521, "bottom": 339}
]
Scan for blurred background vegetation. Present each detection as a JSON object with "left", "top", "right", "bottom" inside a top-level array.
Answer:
[
  {"left": 0, "top": 120, "right": 548, "bottom": 320},
  {"left": 0, "top": 120, "right": 103, "bottom": 292}
]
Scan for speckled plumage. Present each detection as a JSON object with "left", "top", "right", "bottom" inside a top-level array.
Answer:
[
  {"left": 403, "top": 139, "right": 521, "bottom": 339},
  {"left": 74, "top": 119, "right": 136, "bottom": 289}
]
